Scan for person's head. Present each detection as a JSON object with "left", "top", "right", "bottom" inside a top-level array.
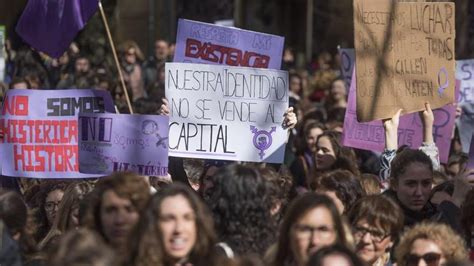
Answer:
[
  {"left": 359, "top": 174, "right": 381, "bottom": 195},
  {"left": 307, "top": 244, "right": 365, "bottom": 266},
  {"left": 127, "top": 183, "right": 216, "bottom": 266},
  {"left": 155, "top": 39, "right": 170, "bottom": 61},
  {"left": 47, "top": 228, "right": 116, "bottom": 266},
  {"left": 390, "top": 149, "right": 433, "bottom": 211},
  {"left": 395, "top": 222, "right": 468, "bottom": 266},
  {"left": 74, "top": 54, "right": 91, "bottom": 75},
  {"left": 54, "top": 182, "right": 94, "bottom": 232},
  {"left": 329, "top": 78, "right": 347, "bottom": 104},
  {"left": 446, "top": 152, "right": 468, "bottom": 178},
  {"left": 259, "top": 166, "right": 294, "bottom": 221},
  {"left": 347, "top": 195, "right": 404, "bottom": 265},
  {"left": 314, "top": 170, "right": 365, "bottom": 215},
  {"left": 9, "top": 77, "right": 30, "bottom": 90},
  {"left": 34, "top": 181, "right": 67, "bottom": 239},
  {"left": 119, "top": 40, "right": 144, "bottom": 65},
  {"left": 275, "top": 193, "right": 349, "bottom": 266},
  {"left": 205, "top": 164, "right": 276, "bottom": 255},
  {"left": 0, "top": 190, "right": 28, "bottom": 241},
  {"left": 183, "top": 159, "right": 205, "bottom": 191},
  {"left": 315, "top": 131, "right": 359, "bottom": 174},
  {"left": 290, "top": 73, "right": 303, "bottom": 96},
  {"left": 81, "top": 172, "right": 150, "bottom": 250},
  {"left": 302, "top": 121, "right": 326, "bottom": 154}
]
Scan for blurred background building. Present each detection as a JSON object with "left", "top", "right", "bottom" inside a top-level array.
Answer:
[{"left": 0, "top": 0, "right": 472, "bottom": 66}]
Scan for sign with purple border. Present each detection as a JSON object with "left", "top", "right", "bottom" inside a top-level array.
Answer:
[
  {"left": 173, "top": 19, "right": 284, "bottom": 70},
  {"left": 166, "top": 62, "right": 289, "bottom": 163},
  {"left": 78, "top": 113, "right": 169, "bottom": 176},
  {"left": 342, "top": 68, "right": 457, "bottom": 163},
  {"left": 338, "top": 48, "right": 355, "bottom": 91},
  {"left": 0, "top": 89, "right": 115, "bottom": 178}
]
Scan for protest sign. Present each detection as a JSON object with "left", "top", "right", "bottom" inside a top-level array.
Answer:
[
  {"left": 455, "top": 59, "right": 474, "bottom": 152},
  {"left": 0, "top": 89, "right": 115, "bottom": 178},
  {"left": 342, "top": 68, "right": 456, "bottom": 163},
  {"left": 165, "top": 62, "right": 289, "bottom": 163},
  {"left": 338, "top": 48, "right": 355, "bottom": 90},
  {"left": 78, "top": 113, "right": 169, "bottom": 176},
  {"left": 354, "top": 0, "right": 456, "bottom": 122},
  {"left": 174, "top": 19, "right": 285, "bottom": 70},
  {"left": 0, "top": 25, "right": 5, "bottom": 82}
]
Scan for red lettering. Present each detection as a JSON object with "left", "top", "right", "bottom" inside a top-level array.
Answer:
[
  {"left": 60, "top": 120, "right": 69, "bottom": 143},
  {"left": 54, "top": 145, "right": 65, "bottom": 171},
  {"left": 1, "top": 96, "right": 29, "bottom": 116},
  {"left": 23, "top": 145, "right": 34, "bottom": 171},
  {"left": 34, "top": 146, "right": 45, "bottom": 172},
  {"left": 184, "top": 38, "right": 271, "bottom": 68},
  {"left": 13, "top": 144, "right": 24, "bottom": 171},
  {"left": 35, "top": 120, "right": 43, "bottom": 143},
  {"left": 69, "top": 121, "right": 78, "bottom": 143}
]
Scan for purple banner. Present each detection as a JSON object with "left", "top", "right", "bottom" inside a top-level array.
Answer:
[
  {"left": 338, "top": 48, "right": 355, "bottom": 91},
  {"left": 78, "top": 113, "right": 169, "bottom": 176},
  {"left": 0, "top": 89, "right": 115, "bottom": 178},
  {"left": 173, "top": 19, "right": 284, "bottom": 70},
  {"left": 342, "top": 69, "right": 456, "bottom": 163},
  {"left": 455, "top": 59, "right": 474, "bottom": 153}
]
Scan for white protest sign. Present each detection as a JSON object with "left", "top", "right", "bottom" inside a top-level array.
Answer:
[{"left": 165, "top": 62, "right": 289, "bottom": 163}]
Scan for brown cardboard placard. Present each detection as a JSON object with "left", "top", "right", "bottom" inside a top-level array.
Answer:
[{"left": 353, "top": 0, "right": 455, "bottom": 122}]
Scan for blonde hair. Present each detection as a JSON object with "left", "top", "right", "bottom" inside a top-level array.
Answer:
[{"left": 395, "top": 222, "right": 468, "bottom": 266}]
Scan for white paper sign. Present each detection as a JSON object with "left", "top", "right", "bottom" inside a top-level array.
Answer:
[{"left": 165, "top": 62, "right": 289, "bottom": 163}]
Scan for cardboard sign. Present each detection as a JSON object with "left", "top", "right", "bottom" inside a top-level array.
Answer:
[
  {"left": 455, "top": 59, "right": 474, "bottom": 153},
  {"left": 338, "top": 48, "right": 355, "bottom": 90},
  {"left": 354, "top": 1, "right": 456, "bottom": 122},
  {"left": 342, "top": 69, "right": 456, "bottom": 163},
  {"left": 165, "top": 62, "right": 289, "bottom": 163},
  {"left": 174, "top": 19, "right": 285, "bottom": 70},
  {"left": 78, "top": 113, "right": 169, "bottom": 176},
  {"left": 0, "top": 89, "right": 115, "bottom": 178}
]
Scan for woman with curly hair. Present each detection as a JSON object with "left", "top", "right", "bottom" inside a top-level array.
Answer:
[
  {"left": 39, "top": 181, "right": 94, "bottom": 249},
  {"left": 395, "top": 222, "right": 468, "bottom": 266},
  {"left": 460, "top": 190, "right": 474, "bottom": 261},
  {"left": 125, "top": 183, "right": 217, "bottom": 266},
  {"left": 32, "top": 181, "right": 67, "bottom": 243},
  {"left": 204, "top": 164, "right": 277, "bottom": 256},
  {"left": 268, "top": 193, "right": 351, "bottom": 266}
]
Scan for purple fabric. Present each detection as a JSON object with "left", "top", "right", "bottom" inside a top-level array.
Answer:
[
  {"left": 16, "top": 0, "right": 98, "bottom": 58},
  {"left": 78, "top": 113, "right": 169, "bottom": 176}
]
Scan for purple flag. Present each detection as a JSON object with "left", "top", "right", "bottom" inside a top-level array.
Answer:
[{"left": 16, "top": 0, "right": 98, "bottom": 58}]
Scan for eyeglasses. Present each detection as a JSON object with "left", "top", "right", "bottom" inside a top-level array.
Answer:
[
  {"left": 293, "top": 224, "right": 335, "bottom": 240},
  {"left": 352, "top": 225, "right": 388, "bottom": 243},
  {"left": 405, "top": 252, "right": 442, "bottom": 266},
  {"left": 45, "top": 201, "right": 61, "bottom": 212}
]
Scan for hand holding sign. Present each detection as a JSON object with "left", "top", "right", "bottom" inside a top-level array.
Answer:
[
  {"left": 159, "top": 98, "right": 170, "bottom": 116},
  {"left": 282, "top": 107, "right": 297, "bottom": 129},
  {"left": 383, "top": 109, "right": 402, "bottom": 150},
  {"left": 419, "top": 102, "right": 434, "bottom": 144}
]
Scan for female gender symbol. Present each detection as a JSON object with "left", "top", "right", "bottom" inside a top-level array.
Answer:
[{"left": 437, "top": 67, "right": 449, "bottom": 97}]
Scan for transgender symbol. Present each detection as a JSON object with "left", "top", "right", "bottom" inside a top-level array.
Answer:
[
  {"left": 250, "top": 126, "right": 276, "bottom": 159},
  {"left": 142, "top": 120, "right": 168, "bottom": 148}
]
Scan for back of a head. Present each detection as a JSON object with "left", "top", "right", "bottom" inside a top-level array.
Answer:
[
  {"left": 316, "top": 170, "right": 365, "bottom": 214},
  {"left": 306, "top": 244, "right": 364, "bottom": 266},
  {"left": 47, "top": 228, "right": 115, "bottom": 266},
  {"left": 0, "top": 190, "right": 27, "bottom": 236}
]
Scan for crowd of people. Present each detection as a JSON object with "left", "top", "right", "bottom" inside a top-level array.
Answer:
[{"left": 0, "top": 33, "right": 474, "bottom": 266}]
